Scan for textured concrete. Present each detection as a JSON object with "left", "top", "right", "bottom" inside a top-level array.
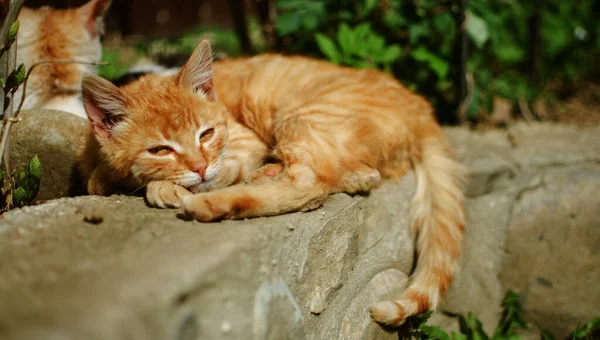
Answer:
[{"left": 1, "top": 114, "right": 599, "bottom": 339}]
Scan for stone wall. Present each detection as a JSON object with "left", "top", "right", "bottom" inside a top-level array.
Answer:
[{"left": 0, "top": 110, "right": 598, "bottom": 339}]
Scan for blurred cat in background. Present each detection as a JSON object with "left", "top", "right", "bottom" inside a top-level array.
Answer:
[{"left": 13, "top": 0, "right": 111, "bottom": 118}]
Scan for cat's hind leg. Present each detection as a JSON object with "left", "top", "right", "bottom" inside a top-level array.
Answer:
[
  {"left": 246, "top": 163, "right": 284, "bottom": 185},
  {"left": 340, "top": 166, "right": 382, "bottom": 194}
]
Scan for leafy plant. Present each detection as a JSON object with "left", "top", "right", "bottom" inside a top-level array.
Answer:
[
  {"left": 271, "top": 0, "right": 600, "bottom": 122},
  {"left": 406, "top": 290, "right": 600, "bottom": 340},
  {"left": 9, "top": 155, "right": 43, "bottom": 208},
  {"left": 315, "top": 22, "right": 401, "bottom": 71},
  {"left": 0, "top": 12, "right": 44, "bottom": 212}
]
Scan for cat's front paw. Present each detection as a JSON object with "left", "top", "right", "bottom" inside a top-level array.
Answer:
[
  {"left": 181, "top": 193, "right": 234, "bottom": 221},
  {"left": 146, "top": 181, "right": 192, "bottom": 209}
]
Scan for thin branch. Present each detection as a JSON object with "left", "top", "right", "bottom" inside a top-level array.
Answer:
[
  {"left": 457, "top": 71, "right": 474, "bottom": 123},
  {"left": 0, "top": 59, "right": 109, "bottom": 171},
  {"left": 518, "top": 98, "right": 537, "bottom": 123},
  {"left": 0, "top": 0, "right": 24, "bottom": 47}
]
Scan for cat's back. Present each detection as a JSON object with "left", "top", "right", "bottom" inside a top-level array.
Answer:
[{"left": 214, "top": 54, "right": 429, "bottom": 121}]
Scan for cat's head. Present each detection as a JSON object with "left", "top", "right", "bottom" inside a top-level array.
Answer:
[
  {"left": 82, "top": 40, "right": 230, "bottom": 192},
  {"left": 18, "top": 0, "right": 112, "bottom": 93}
]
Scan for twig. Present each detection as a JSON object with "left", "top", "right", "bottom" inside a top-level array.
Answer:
[
  {"left": 457, "top": 71, "right": 474, "bottom": 123},
  {"left": 0, "top": 59, "right": 109, "bottom": 171},
  {"left": 2, "top": 41, "right": 15, "bottom": 175},
  {"left": 518, "top": 98, "right": 537, "bottom": 123},
  {"left": 0, "top": 0, "right": 24, "bottom": 48}
]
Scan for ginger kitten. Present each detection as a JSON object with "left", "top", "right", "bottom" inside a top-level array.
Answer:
[
  {"left": 80, "top": 40, "right": 466, "bottom": 327},
  {"left": 14, "top": 0, "right": 111, "bottom": 118}
]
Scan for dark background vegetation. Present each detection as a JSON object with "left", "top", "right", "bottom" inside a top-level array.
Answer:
[{"left": 27, "top": 0, "right": 600, "bottom": 126}]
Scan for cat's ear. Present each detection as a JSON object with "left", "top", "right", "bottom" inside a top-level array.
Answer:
[
  {"left": 77, "top": 0, "right": 112, "bottom": 38},
  {"left": 82, "top": 74, "right": 127, "bottom": 141},
  {"left": 177, "top": 40, "right": 218, "bottom": 101}
]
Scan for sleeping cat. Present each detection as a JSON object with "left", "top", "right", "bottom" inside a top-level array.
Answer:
[
  {"left": 13, "top": 0, "right": 111, "bottom": 118},
  {"left": 79, "top": 40, "right": 466, "bottom": 327}
]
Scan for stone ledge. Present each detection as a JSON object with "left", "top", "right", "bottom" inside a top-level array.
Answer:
[{"left": 1, "top": 110, "right": 599, "bottom": 339}]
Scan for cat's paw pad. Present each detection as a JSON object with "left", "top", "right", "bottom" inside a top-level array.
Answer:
[
  {"left": 247, "top": 163, "right": 283, "bottom": 184},
  {"left": 182, "top": 194, "right": 233, "bottom": 221},
  {"left": 146, "top": 181, "right": 192, "bottom": 209}
]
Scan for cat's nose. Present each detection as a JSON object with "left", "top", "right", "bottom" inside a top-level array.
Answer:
[{"left": 189, "top": 161, "right": 207, "bottom": 178}]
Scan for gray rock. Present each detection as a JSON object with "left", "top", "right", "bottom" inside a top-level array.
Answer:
[
  {"left": 501, "top": 165, "right": 600, "bottom": 338},
  {"left": 0, "top": 119, "right": 599, "bottom": 339},
  {"left": 9, "top": 109, "right": 88, "bottom": 200},
  {"left": 0, "top": 177, "right": 415, "bottom": 340}
]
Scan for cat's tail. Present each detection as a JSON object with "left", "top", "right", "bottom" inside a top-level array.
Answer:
[{"left": 370, "top": 132, "right": 466, "bottom": 326}]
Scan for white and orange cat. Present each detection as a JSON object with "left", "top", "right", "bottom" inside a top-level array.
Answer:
[
  {"left": 13, "top": 0, "right": 111, "bottom": 118},
  {"left": 79, "top": 40, "right": 466, "bottom": 326}
]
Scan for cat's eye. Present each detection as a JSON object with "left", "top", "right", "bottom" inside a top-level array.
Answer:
[
  {"left": 199, "top": 128, "right": 215, "bottom": 143},
  {"left": 147, "top": 146, "right": 174, "bottom": 156}
]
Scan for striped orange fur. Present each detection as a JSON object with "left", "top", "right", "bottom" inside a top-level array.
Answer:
[
  {"left": 79, "top": 40, "right": 466, "bottom": 326},
  {"left": 15, "top": 0, "right": 111, "bottom": 118}
]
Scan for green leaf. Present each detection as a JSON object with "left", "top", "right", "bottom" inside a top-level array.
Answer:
[
  {"left": 409, "top": 22, "right": 429, "bottom": 43},
  {"left": 411, "top": 47, "right": 450, "bottom": 80},
  {"left": 382, "top": 10, "right": 406, "bottom": 29},
  {"left": 5, "top": 64, "right": 27, "bottom": 93},
  {"left": 337, "top": 23, "right": 354, "bottom": 55},
  {"left": 275, "top": 12, "right": 301, "bottom": 36},
  {"left": 376, "top": 45, "right": 402, "bottom": 63},
  {"left": 361, "top": 0, "right": 378, "bottom": 16},
  {"left": 493, "top": 290, "right": 527, "bottom": 338},
  {"left": 7, "top": 20, "right": 19, "bottom": 45},
  {"left": 466, "top": 11, "right": 489, "bottom": 48},
  {"left": 421, "top": 325, "right": 450, "bottom": 340},
  {"left": 365, "top": 33, "right": 385, "bottom": 55},
  {"left": 315, "top": 33, "right": 341, "bottom": 64},
  {"left": 16, "top": 170, "right": 27, "bottom": 188},
  {"left": 353, "top": 23, "right": 372, "bottom": 41},
  {"left": 301, "top": 15, "right": 320, "bottom": 31},
  {"left": 572, "top": 317, "right": 600, "bottom": 339},
  {"left": 27, "top": 155, "right": 43, "bottom": 183},
  {"left": 459, "top": 312, "right": 489, "bottom": 340},
  {"left": 451, "top": 332, "right": 468, "bottom": 340},
  {"left": 12, "top": 186, "right": 27, "bottom": 207},
  {"left": 492, "top": 44, "right": 525, "bottom": 63},
  {"left": 541, "top": 330, "right": 555, "bottom": 340}
]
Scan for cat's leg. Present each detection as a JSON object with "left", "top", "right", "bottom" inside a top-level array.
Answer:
[
  {"left": 246, "top": 163, "right": 284, "bottom": 184},
  {"left": 340, "top": 166, "right": 382, "bottom": 194},
  {"left": 87, "top": 165, "right": 118, "bottom": 196},
  {"left": 205, "top": 118, "right": 270, "bottom": 190},
  {"left": 146, "top": 181, "right": 193, "bottom": 208},
  {"left": 181, "top": 164, "right": 330, "bottom": 221}
]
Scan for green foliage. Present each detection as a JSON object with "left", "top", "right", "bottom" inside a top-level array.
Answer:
[
  {"left": 98, "top": 47, "right": 134, "bottom": 80},
  {"left": 315, "top": 23, "right": 401, "bottom": 71},
  {"left": 570, "top": 318, "right": 600, "bottom": 339},
  {"left": 406, "top": 291, "right": 600, "bottom": 340},
  {"left": 10, "top": 155, "right": 43, "bottom": 208},
  {"left": 133, "top": 26, "right": 242, "bottom": 61},
  {"left": 4, "top": 63, "right": 26, "bottom": 93},
  {"left": 0, "top": 155, "right": 43, "bottom": 210},
  {"left": 7, "top": 19, "right": 19, "bottom": 47},
  {"left": 0, "top": 13, "right": 42, "bottom": 212},
  {"left": 493, "top": 290, "right": 527, "bottom": 338},
  {"left": 273, "top": 0, "right": 599, "bottom": 121}
]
